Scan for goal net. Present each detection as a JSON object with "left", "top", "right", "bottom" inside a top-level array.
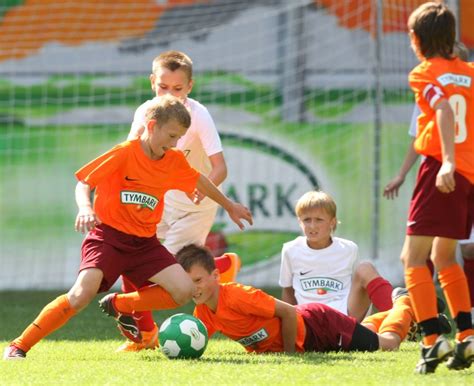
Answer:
[{"left": 0, "top": 0, "right": 468, "bottom": 289}]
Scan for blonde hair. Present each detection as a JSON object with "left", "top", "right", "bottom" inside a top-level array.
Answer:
[
  {"left": 152, "top": 50, "right": 193, "bottom": 80},
  {"left": 295, "top": 191, "right": 338, "bottom": 228},
  {"left": 144, "top": 94, "right": 191, "bottom": 129}
]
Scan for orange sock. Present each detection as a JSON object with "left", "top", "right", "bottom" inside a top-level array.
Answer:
[
  {"left": 12, "top": 294, "right": 76, "bottom": 352},
  {"left": 405, "top": 266, "right": 438, "bottom": 346},
  {"left": 114, "top": 285, "right": 179, "bottom": 314},
  {"left": 438, "top": 264, "right": 474, "bottom": 341},
  {"left": 122, "top": 276, "right": 155, "bottom": 332},
  {"left": 379, "top": 296, "right": 414, "bottom": 340},
  {"left": 361, "top": 310, "right": 390, "bottom": 332}
]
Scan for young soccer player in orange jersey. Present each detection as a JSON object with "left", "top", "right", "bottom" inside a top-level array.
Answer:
[
  {"left": 383, "top": 42, "right": 474, "bottom": 319},
  {"left": 117, "top": 50, "right": 240, "bottom": 353},
  {"left": 168, "top": 244, "right": 416, "bottom": 355},
  {"left": 3, "top": 95, "right": 252, "bottom": 360},
  {"left": 401, "top": 2, "right": 474, "bottom": 374}
]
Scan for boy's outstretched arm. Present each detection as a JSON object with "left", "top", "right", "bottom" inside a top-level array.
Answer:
[
  {"left": 196, "top": 174, "right": 253, "bottom": 229},
  {"left": 435, "top": 99, "right": 456, "bottom": 193},
  {"left": 74, "top": 181, "right": 101, "bottom": 233},
  {"left": 383, "top": 138, "right": 419, "bottom": 199},
  {"left": 192, "top": 152, "right": 228, "bottom": 205},
  {"left": 274, "top": 299, "right": 297, "bottom": 353}
]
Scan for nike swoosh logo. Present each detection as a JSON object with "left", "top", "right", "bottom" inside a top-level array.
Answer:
[
  {"left": 125, "top": 176, "right": 139, "bottom": 181},
  {"left": 299, "top": 270, "right": 312, "bottom": 276},
  {"left": 407, "top": 220, "right": 417, "bottom": 227}
]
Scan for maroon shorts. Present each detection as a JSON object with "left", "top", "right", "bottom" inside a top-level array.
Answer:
[
  {"left": 80, "top": 223, "right": 177, "bottom": 292},
  {"left": 407, "top": 157, "right": 474, "bottom": 239},
  {"left": 298, "top": 303, "right": 379, "bottom": 352},
  {"left": 298, "top": 303, "right": 357, "bottom": 351}
]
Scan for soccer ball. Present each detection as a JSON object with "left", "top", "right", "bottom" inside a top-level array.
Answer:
[{"left": 159, "top": 313, "right": 208, "bottom": 359}]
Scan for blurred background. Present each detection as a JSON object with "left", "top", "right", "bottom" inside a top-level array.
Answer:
[{"left": 1, "top": 0, "right": 472, "bottom": 290}]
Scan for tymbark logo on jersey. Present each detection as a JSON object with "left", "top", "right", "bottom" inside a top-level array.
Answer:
[
  {"left": 121, "top": 191, "right": 159, "bottom": 210},
  {"left": 237, "top": 328, "right": 269, "bottom": 347},
  {"left": 300, "top": 277, "right": 343, "bottom": 295}
]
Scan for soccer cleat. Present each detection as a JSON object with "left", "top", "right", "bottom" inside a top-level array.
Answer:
[
  {"left": 217, "top": 253, "right": 241, "bottom": 283},
  {"left": 415, "top": 335, "right": 453, "bottom": 374},
  {"left": 116, "top": 324, "right": 159, "bottom": 353},
  {"left": 98, "top": 293, "right": 142, "bottom": 343},
  {"left": 3, "top": 345, "right": 26, "bottom": 360},
  {"left": 446, "top": 336, "right": 474, "bottom": 370}
]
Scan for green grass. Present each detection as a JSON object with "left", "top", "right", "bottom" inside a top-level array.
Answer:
[{"left": 1, "top": 291, "right": 473, "bottom": 385}]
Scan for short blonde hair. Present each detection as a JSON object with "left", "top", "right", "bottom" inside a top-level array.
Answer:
[
  {"left": 295, "top": 191, "right": 337, "bottom": 227},
  {"left": 152, "top": 50, "right": 193, "bottom": 80},
  {"left": 144, "top": 94, "right": 191, "bottom": 129}
]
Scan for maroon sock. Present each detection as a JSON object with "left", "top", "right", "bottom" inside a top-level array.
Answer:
[
  {"left": 463, "top": 258, "right": 474, "bottom": 308},
  {"left": 366, "top": 277, "right": 393, "bottom": 311},
  {"left": 122, "top": 276, "right": 156, "bottom": 331}
]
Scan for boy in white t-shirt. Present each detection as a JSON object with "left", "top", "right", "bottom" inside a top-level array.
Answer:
[
  {"left": 279, "top": 191, "right": 393, "bottom": 322},
  {"left": 118, "top": 51, "right": 240, "bottom": 352}
]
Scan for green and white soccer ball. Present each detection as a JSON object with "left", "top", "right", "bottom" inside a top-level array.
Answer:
[{"left": 159, "top": 313, "right": 208, "bottom": 359}]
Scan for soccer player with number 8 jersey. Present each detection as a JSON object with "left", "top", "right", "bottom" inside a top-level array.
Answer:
[{"left": 402, "top": 2, "right": 474, "bottom": 374}]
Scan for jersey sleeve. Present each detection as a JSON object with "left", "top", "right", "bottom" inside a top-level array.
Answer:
[
  {"left": 278, "top": 243, "right": 293, "bottom": 288},
  {"left": 229, "top": 284, "right": 276, "bottom": 319},
  {"left": 350, "top": 242, "right": 359, "bottom": 274},
  {"left": 75, "top": 142, "right": 128, "bottom": 189},
  {"left": 193, "top": 103, "right": 223, "bottom": 156},
  {"left": 167, "top": 150, "right": 201, "bottom": 193},
  {"left": 409, "top": 66, "right": 446, "bottom": 111}
]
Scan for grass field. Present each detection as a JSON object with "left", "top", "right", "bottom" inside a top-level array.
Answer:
[{"left": 1, "top": 290, "right": 473, "bottom": 385}]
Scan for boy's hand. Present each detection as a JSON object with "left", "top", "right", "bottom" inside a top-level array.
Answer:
[
  {"left": 436, "top": 161, "right": 456, "bottom": 193},
  {"left": 383, "top": 175, "right": 405, "bottom": 199},
  {"left": 228, "top": 203, "right": 253, "bottom": 230},
  {"left": 186, "top": 189, "right": 205, "bottom": 205},
  {"left": 75, "top": 207, "right": 101, "bottom": 234}
]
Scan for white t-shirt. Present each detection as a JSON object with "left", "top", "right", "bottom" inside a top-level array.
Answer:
[
  {"left": 131, "top": 96, "right": 223, "bottom": 212},
  {"left": 408, "top": 104, "right": 420, "bottom": 137},
  {"left": 278, "top": 236, "right": 358, "bottom": 314}
]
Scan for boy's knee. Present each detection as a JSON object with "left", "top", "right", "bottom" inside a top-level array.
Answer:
[
  {"left": 354, "top": 262, "right": 378, "bottom": 283},
  {"left": 378, "top": 333, "right": 401, "bottom": 351},
  {"left": 67, "top": 288, "right": 95, "bottom": 311},
  {"left": 171, "top": 283, "right": 194, "bottom": 306}
]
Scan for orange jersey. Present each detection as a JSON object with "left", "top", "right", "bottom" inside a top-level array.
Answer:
[
  {"left": 75, "top": 139, "right": 200, "bottom": 237},
  {"left": 194, "top": 282, "right": 306, "bottom": 353},
  {"left": 409, "top": 57, "right": 474, "bottom": 182}
]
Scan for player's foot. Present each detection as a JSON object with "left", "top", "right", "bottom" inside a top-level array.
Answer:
[
  {"left": 3, "top": 345, "right": 26, "bottom": 360},
  {"left": 391, "top": 287, "right": 451, "bottom": 342},
  {"left": 217, "top": 252, "right": 241, "bottom": 283},
  {"left": 98, "top": 293, "right": 142, "bottom": 343},
  {"left": 446, "top": 336, "right": 474, "bottom": 370},
  {"left": 116, "top": 324, "right": 159, "bottom": 353},
  {"left": 415, "top": 335, "right": 453, "bottom": 374}
]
